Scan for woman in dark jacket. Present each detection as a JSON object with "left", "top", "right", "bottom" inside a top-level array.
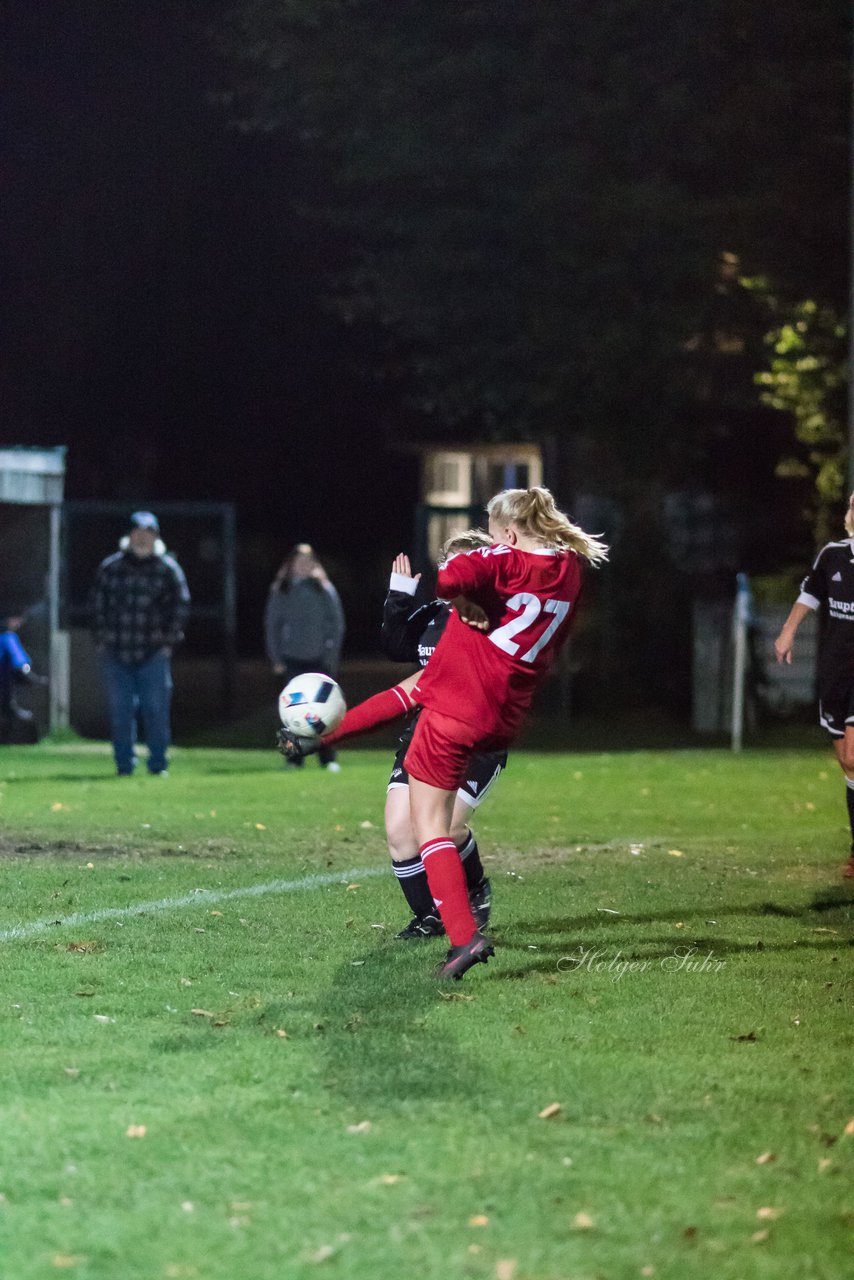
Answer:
[{"left": 265, "top": 543, "right": 345, "bottom": 770}]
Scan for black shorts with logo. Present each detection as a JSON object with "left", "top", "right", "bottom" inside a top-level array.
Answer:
[
  {"left": 818, "top": 675, "right": 854, "bottom": 740},
  {"left": 387, "top": 741, "right": 507, "bottom": 808}
]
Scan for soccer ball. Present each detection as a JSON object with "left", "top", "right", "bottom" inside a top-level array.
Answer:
[{"left": 278, "top": 672, "right": 346, "bottom": 740}]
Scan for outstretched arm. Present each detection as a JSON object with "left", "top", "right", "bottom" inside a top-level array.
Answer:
[
  {"left": 774, "top": 601, "right": 813, "bottom": 664},
  {"left": 382, "top": 555, "right": 443, "bottom": 662}
]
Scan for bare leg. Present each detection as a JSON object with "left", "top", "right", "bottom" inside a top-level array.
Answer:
[
  {"left": 385, "top": 786, "right": 419, "bottom": 862},
  {"left": 408, "top": 776, "right": 456, "bottom": 848}
]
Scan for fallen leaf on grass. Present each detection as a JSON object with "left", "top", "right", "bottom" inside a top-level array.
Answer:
[
  {"left": 51, "top": 803, "right": 68, "bottom": 812},
  {"left": 254, "top": 824, "right": 266, "bottom": 831},
  {"left": 63, "top": 1068, "right": 80, "bottom": 1078},
  {"left": 572, "top": 1211, "right": 594, "bottom": 1229},
  {"left": 359, "top": 821, "right": 374, "bottom": 829},
  {"left": 813, "top": 927, "right": 838, "bottom": 935},
  {"left": 209, "top": 911, "right": 223, "bottom": 917},
  {"left": 751, "top": 1229, "right": 769, "bottom": 1244},
  {"left": 668, "top": 849, "right": 683, "bottom": 857},
  {"left": 818, "top": 1158, "right": 832, "bottom": 1172},
  {"left": 496, "top": 1263, "right": 517, "bottom": 1280},
  {"left": 65, "top": 940, "right": 98, "bottom": 953},
  {"left": 125, "top": 1125, "right": 146, "bottom": 1138},
  {"left": 190, "top": 1009, "right": 215, "bottom": 1018},
  {"left": 755, "top": 1152, "right": 776, "bottom": 1165},
  {"left": 468, "top": 1215, "right": 489, "bottom": 1227},
  {"left": 843, "top": 1117, "right": 854, "bottom": 1137},
  {"left": 438, "top": 991, "right": 474, "bottom": 1002},
  {"left": 640, "top": 1268, "right": 656, "bottom": 1278},
  {"left": 93, "top": 1014, "right": 115, "bottom": 1024},
  {"left": 538, "top": 1102, "right": 561, "bottom": 1119},
  {"left": 756, "top": 1207, "right": 782, "bottom": 1220},
  {"left": 346, "top": 1121, "right": 371, "bottom": 1134},
  {"left": 378, "top": 1174, "right": 403, "bottom": 1185},
  {"left": 51, "top": 1256, "right": 83, "bottom": 1268},
  {"left": 275, "top": 1028, "right": 288, "bottom": 1038},
  {"left": 308, "top": 1245, "right": 336, "bottom": 1263},
  {"left": 346, "top": 883, "right": 361, "bottom": 892}
]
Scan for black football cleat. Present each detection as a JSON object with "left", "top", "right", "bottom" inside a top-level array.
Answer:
[
  {"left": 437, "top": 930, "right": 495, "bottom": 980},
  {"left": 469, "top": 877, "right": 492, "bottom": 931},
  {"left": 275, "top": 728, "right": 316, "bottom": 761},
  {"left": 396, "top": 914, "right": 446, "bottom": 941}
]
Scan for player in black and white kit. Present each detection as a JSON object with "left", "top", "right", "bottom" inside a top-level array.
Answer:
[
  {"left": 382, "top": 535, "right": 505, "bottom": 938},
  {"left": 775, "top": 492, "right": 854, "bottom": 877}
]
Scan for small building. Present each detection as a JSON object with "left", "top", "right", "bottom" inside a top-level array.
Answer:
[
  {"left": 0, "top": 447, "right": 68, "bottom": 732},
  {"left": 415, "top": 442, "right": 543, "bottom": 561}
]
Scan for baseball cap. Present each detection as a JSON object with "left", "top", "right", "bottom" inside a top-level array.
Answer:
[{"left": 130, "top": 511, "right": 159, "bottom": 533}]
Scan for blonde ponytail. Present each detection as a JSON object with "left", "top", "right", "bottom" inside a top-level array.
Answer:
[{"left": 487, "top": 487, "right": 609, "bottom": 566}]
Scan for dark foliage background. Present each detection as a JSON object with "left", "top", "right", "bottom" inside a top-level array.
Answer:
[{"left": 2, "top": 0, "right": 848, "bottom": 704}]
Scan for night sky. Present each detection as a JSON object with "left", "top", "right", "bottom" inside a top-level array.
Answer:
[{"left": 3, "top": 2, "right": 417, "bottom": 648}]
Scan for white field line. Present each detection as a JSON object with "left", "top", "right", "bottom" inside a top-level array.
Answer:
[{"left": 0, "top": 865, "right": 387, "bottom": 944}]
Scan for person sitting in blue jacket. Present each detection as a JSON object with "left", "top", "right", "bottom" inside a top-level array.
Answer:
[{"left": 0, "top": 608, "right": 47, "bottom": 740}]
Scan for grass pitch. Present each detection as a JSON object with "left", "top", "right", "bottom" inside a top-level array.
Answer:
[{"left": 0, "top": 741, "right": 851, "bottom": 1280}]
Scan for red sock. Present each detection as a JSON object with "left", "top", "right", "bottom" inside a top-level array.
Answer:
[
  {"left": 322, "top": 684, "right": 413, "bottom": 747},
  {"left": 419, "top": 838, "right": 477, "bottom": 945}
]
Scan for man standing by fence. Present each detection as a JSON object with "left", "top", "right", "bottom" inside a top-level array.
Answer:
[{"left": 91, "top": 511, "right": 190, "bottom": 777}]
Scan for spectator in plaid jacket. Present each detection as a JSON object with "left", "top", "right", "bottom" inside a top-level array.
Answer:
[{"left": 91, "top": 511, "right": 190, "bottom": 776}]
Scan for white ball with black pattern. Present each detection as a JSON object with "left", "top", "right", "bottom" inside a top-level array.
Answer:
[{"left": 277, "top": 672, "right": 346, "bottom": 740}]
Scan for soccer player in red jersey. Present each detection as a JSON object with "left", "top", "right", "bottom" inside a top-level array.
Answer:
[
  {"left": 277, "top": 486, "right": 607, "bottom": 979},
  {"left": 403, "top": 486, "right": 608, "bottom": 978}
]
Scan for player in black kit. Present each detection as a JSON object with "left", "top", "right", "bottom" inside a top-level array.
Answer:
[
  {"left": 775, "top": 493, "right": 854, "bottom": 877},
  {"left": 381, "top": 534, "right": 505, "bottom": 938}
]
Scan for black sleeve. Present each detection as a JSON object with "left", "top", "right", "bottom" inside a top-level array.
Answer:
[
  {"left": 381, "top": 594, "right": 443, "bottom": 662},
  {"left": 798, "top": 546, "right": 829, "bottom": 609}
]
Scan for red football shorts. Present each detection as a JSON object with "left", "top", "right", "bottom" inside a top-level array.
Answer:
[{"left": 404, "top": 708, "right": 505, "bottom": 792}]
